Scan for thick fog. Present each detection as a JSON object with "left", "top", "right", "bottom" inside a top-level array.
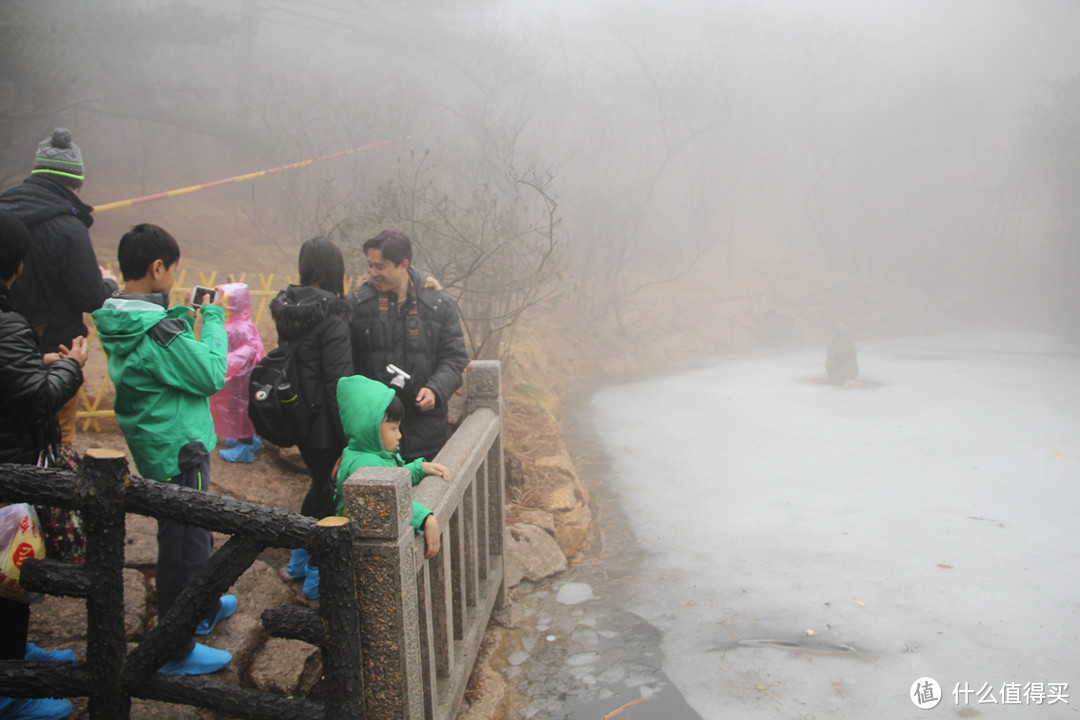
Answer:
[{"left": 3, "top": 0, "right": 1079, "bottom": 341}]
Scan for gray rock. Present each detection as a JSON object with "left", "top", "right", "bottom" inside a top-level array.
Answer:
[
  {"left": 124, "top": 513, "right": 159, "bottom": 568},
  {"left": 123, "top": 566, "right": 150, "bottom": 639},
  {"left": 504, "top": 523, "right": 568, "bottom": 588},
  {"left": 249, "top": 637, "right": 322, "bottom": 697},
  {"left": 29, "top": 567, "right": 148, "bottom": 643},
  {"left": 232, "top": 559, "right": 295, "bottom": 612},
  {"left": 196, "top": 611, "right": 263, "bottom": 687}
]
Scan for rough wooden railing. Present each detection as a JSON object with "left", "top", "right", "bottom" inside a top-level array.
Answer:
[
  {"left": 0, "top": 450, "right": 361, "bottom": 718},
  {"left": 339, "top": 360, "right": 506, "bottom": 720}
]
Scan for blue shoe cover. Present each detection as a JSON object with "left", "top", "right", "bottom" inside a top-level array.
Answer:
[
  {"left": 302, "top": 564, "right": 320, "bottom": 600},
  {"left": 0, "top": 696, "right": 73, "bottom": 719},
  {"left": 224, "top": 437, "right": 239, "bottom": 448},
  {"left": 195, "top": 594, "right": 237, "bottom": 636},
  {"left": 159, "top": 643, "right": 231, "bottom": 675},
  {"left": 219, "top": 441, "right": 256, "bottom": 463},
  {"left": 24, "top": 643, "right": 76, "bottom": 662},
  {"left": 286, "top": 548, "right": 310, "bottom": 579}
]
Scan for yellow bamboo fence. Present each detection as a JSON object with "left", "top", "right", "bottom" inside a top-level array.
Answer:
[{"left": 77, "top": 269, "right": 362, "bottom": 432}]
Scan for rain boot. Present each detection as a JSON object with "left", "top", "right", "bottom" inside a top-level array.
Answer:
[
  {"left": 158, "top": 643, "right": 232, "bottom": 675},
  {"left": 24, "top": 643, "right": 75, "bottom": 662},
  {"left": 0, "top": 696, "right": 73, "bottom": 719},
  {"left": 286, "top": 548, "right": 310, "bottom": 579},
  {"left": 302, "top": 564, "right": 320, "bottom": 600},
  {"left": 195, "top": 594, "right": 237, "bottom": 636}
]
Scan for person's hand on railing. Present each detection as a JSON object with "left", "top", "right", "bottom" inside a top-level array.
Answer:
[
  {"left": 422, "top": 514, "right": 441, "bottom": 559},
  {"left": 422, "top": 462, "right": 450, "bottom": 481}
]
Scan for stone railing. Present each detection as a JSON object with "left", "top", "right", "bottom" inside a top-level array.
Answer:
[{"left": 0, "top": 360, "right": 505, "bottom": 720}]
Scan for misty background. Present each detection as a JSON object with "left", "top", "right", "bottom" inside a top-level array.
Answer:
[{"left": 2, "top": 0, "right": 1079, "bottom": 354}]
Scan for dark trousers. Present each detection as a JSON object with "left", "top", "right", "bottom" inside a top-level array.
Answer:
[
  {"left": 0, "top": 597, "right": 29, "bottom": 660},
  {"left": 157, "top": 457, "right": 214, "bottom": 659},
  {"left": 298, "top": 446, "right": 341, "bottom": 520}
]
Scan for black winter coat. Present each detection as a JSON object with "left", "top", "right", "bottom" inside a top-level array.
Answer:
[
  {"left": 0, "top": 175, "right": 116, "bottom": 353},
  {"left": 270, "top": 286, "right": 353, "bottom": 451},
  {"left": 0, "top": 283, "right": 83, "bottom": 464},
  {"left": 347, "top": 267, "right": 468, "bottom": 462}
]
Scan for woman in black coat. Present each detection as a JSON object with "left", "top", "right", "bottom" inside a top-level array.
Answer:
[
  {"left": 0, "top": 210, "right": 87, "bottom": 719},
  {"left": 268, "top": 237, "right": 353, "bottom": 600}
]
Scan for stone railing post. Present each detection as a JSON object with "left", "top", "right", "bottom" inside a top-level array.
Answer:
[
  {"left": 464, "top": 361, "right": 506, "bottom": 608},
  {"left": 341, "top": 466, "right": 424, "bottom": 720},
  {"left": 464, "top": 360, "right": 501, "bottom": 417}
]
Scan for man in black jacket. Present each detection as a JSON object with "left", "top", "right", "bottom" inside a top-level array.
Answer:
[
  {"left": 0, "top": 128, "right": 117, "bottom": 445},
  {"left": 347, "top": 230, "right": 468, "bottom": 463},
  {"left": 0, "top": 209, "right": 86, "bottom": 720}
]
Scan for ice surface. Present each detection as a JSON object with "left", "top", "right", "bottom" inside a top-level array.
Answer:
[
  {"left": 585, "top": 332, "right": 1080, "bottom": 718},
  {"left": 556, "top": 581, "right": 596, "bottom": 605}
]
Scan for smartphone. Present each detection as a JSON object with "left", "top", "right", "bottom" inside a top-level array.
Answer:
[{"left": 191, "top": 285, "right": 216, "bottom": 307}]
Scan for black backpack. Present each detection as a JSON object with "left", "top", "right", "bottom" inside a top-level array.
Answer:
[{"left": 248, "top": 342, "right": 312, "bottom": 447}]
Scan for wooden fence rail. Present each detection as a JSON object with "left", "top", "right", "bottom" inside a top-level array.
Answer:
[{"left": 0, "top": 360, "right": 505, "bottom": 720}]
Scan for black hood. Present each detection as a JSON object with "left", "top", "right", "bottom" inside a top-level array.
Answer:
[
  {"left": 0, "top": 174, "right": 94, "bottom": 229},
  {"left": 270, "top": 285, "right": 350, "bottom": 342}
]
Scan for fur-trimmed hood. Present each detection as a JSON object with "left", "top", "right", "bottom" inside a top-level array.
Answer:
[
  {"left": 270, "top": 285, "right": 351, "bottom": 342},
  {"left": 351, "top": 267, "right": 445, "bottom": 294}
]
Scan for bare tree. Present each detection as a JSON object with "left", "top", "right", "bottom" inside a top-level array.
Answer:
[{"left": 328, "top": 148, "right": 564, "bottom": 360}]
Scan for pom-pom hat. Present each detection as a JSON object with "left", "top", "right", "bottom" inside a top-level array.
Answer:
[{"left": 32, "top": 128, "right": 84, "bottom": 187}]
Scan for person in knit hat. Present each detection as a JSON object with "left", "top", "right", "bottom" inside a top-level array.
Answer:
[
  {"left": 0, "top": 127, "right": 117, "bottom": 446},
  {"left": 32, "top": 128, "right": 86, "bottom": 188}
]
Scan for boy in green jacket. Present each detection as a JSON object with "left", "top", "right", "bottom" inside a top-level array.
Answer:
[
  {"left": 334, "top": 374, "right": 449, "bottom": 562},
  {"left": 93, "top": 223, "right": 236, "bottom": 676}
]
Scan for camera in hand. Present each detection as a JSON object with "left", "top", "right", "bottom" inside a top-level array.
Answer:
[
  {"left": 386, "top": 363, "right": 411, "bottom": 390},
  {"left": 191, "top": 285, "right": 216, "bottom": 307}
]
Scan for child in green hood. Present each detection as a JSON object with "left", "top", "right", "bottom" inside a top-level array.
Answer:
[{"left": 334, "top": 374, "right": 449, "bottom": 560}]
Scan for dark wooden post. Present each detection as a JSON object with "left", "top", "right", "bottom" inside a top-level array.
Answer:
[
  {"left": 80, "top": 448, "right": 131, "bottom": 719},
  {"left": 311, "top": 516, "right": 365, "bottom": 717}
]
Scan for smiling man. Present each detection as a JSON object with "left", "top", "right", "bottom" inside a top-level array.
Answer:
[{"left": 346, "top": 230, "right": 468, "bottom": 463}]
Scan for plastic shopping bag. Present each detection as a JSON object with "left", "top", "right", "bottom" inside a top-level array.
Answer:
[{"left": 0, "top": 503, "right": 45, "bottom": 603}]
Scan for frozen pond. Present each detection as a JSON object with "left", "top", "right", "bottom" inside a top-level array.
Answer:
[{"left": 513, "top": 332, "right": 1080, "bottom": 718}]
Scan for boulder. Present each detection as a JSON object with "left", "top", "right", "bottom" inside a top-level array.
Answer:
[
  {"left": 122, "top": 566, "right": 150, "bottom": 639},
  {"left": 29, "top": 567, "right": 148, "bottom": 643},
  {"left": 554, "top": 524, "right": 589, "bottom": 559},
  {"left": 249, "top": 637, "right": 322, "bottom": 697},
  {"left": 505, "top": 506, "right": 556, "bottom": 534},
  {"left": 504, "top": 523, "right": 567, "bottom": 588},
  {"left": 232, "top": 559, "right": 295, "bottom": 612},
  {"left": 124, "top": 512, "right": 160, "bottom": 568},
  {"left": 203, "top": 611, "right": 264, "bottom": 687}
]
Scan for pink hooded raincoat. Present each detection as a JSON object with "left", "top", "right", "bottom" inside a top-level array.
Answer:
[{"left": 209, "top": 283, "right": 264, "bottom": 439}]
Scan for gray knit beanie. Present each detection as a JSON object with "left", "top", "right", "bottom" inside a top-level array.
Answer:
[{"left": 32, "top": 128, "right": 85, "bottom": 188}]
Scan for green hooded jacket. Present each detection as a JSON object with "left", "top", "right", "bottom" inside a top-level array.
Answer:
[
  {"left": 92, "top": 294, "right": 226, "bottom": 481},
  {"left": 334, "top": 374, "right": 432, "bottom": 532}
]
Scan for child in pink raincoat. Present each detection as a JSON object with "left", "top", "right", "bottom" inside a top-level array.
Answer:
[{"left": 210, "top": 282, "right": 265, "bottom": 462}]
